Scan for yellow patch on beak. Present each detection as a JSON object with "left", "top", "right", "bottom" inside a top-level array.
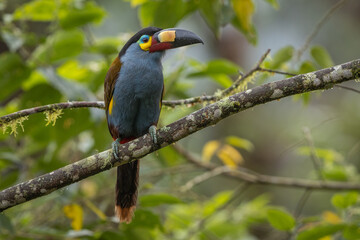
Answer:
[
  {"left": 109, "top": 97, "right": 114, "bottom": 115},
  {"left": 158, "top": 30, "right": 176, "bottom": 42},
  {"left": 139, "top": 36, "right": 152, "bottom": 51}
]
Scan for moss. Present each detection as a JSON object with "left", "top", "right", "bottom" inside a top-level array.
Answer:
[
  {"left": 44, "top": 109, "right": 63, "bottom": 126},
  {"left": 352, "top": 67, "right": 360, "bottom": 80},
  {"left": 1, "top": 116, "right": 28, "bottom": 136},
  {"left": 128, "top": 143, "right": 137, "bottom": 151},
  {"left": 303, "top": 72, "right": 317, "bottom": 87},
  {"left": 217, "top": 97, "right": 232, "bottom": 109},
  {"left": 81, "top": 156, "right": 96, "bottom": 169},
  {"left": 161, "top": 126, "right": 171, "bottom": 132},
  {"left": 101, "top": 152, "right": 112, "bottom": 169}
]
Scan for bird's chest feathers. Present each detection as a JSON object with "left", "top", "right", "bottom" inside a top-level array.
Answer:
[{"left": 117, "top": 48, "right": 164, "bottom": 98}]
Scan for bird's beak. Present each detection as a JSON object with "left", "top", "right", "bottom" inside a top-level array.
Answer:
[{"left": 149, "top": 28, "right": 203, "bottom": 52}]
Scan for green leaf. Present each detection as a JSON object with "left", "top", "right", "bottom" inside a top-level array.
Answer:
[
  {"left": 57, "top": 60, "right": 91, "bottom": 83},
  {"left": 268, "top": 46, "right": 294, "bottom": 69},
  {"left": 99, "top": 231, "right": 125, "bottom": 240},
  {"left": 13, "top": 0, "right": 56, "bottom": 21},
  {"left": 89, "top": 37, "right": 122, "bottom": 56},
  {"left": 266, "top": 208, "right": 295, "bottom": 231},
  {"left": 199, "top": 0, "right": 221, "bottom": 36},
  {"left": 206, "top": 60, "right": 240, "bottom": 75},
  {"left": 0, "top": 213, "right": 14, "bottom": 234},
  {"left": 231, "top": 0, "right": 257, "bottom": 44},
  {"left": 205, "top": 222, "right": 245, "bottom": 239},
  {"left": 59, "top": 2, "right": 106, "bottom": 29},
  {"left": 310, "top": 46, "right": 334, "bottom": 68},
  {"left": 343, "top": 225, "right": 360, "bottom": 240},
  {"left": 140, "top": 193, "right": 182, "bottom": 207},
  {"left": 19, "top": 83, "right": 61, "bottom": 109},
  {"left": 226, "top": 136, "right": 254, "bottom": 152},
  {"left": 188, "top": 60, "right": 238, "bottom": 77},
  {"left": 297, "top": 224, "right": 345, "bottom": 240},
  {"left": 187, "top": 59, "right": 239, "bottom": 88},
  {"left": 298, "top": 61, "right": 316, "bottom": 74},
  {"left": 0, "top": 53, "right": 31, "bottom": 102},
  {"left": 264, "top": 0, "right": 279, "bottom": 9},
  {"left": 0, "top": 168, "right": 19, "bottom": 189},
  {"left": 232, "top": 0, "right": 255, "bottom": 33},
  {"left": 204, "top": 191, "right": 233, "bottom": 216},
  {"left": 139, "top": 0, "right": 194, "bottom": 28},
  {"left": 31, "top": 29, "right": 84, "bottom": 64},
  {"left": 297, "top": 147, "right": 343, "bottom": 163},
  {"left": 322, "top": 166, "right": 348, "bottom": 181},
  {"left": 210, "top": 75, "right": 233, "bottom": 88},
  {"left": 157, "top": 145, "right": 182, "bottom": 166},
  {"left": 331, "top": 192, "right": 358, "bottom": 209},
  {"left": 126, "top": 209, "right": 163, "bottom": 231}
]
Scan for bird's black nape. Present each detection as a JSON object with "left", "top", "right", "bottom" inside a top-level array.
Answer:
[{"left": 118, "top": 27, "right": 162, "bottom": 58}]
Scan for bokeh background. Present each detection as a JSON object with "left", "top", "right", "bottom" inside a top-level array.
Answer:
[{"left": 0, "top": 0, "right": 360, "bottom": 239}]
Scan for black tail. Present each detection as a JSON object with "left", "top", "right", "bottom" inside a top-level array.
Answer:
[{"left": 115, "top": 160, "right": 139, "bottom": 223}]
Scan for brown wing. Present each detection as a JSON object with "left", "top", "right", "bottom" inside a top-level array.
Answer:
[{"left": 104, "top": 57, "right": 122, "bottom": 112}]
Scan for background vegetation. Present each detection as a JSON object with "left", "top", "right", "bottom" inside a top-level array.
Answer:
[{"left": 0, "top": 0, "right": 360, "bottom": 239}]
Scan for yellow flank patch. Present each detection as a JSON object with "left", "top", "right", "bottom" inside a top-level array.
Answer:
[
  {"left": 139, "top": 36, "right": 152, "bottom": 51},
  {"left": 159, "top": 30, "right": 176, "bottom": 42},
  {"left": 109, "top": 97, "right": 114, "bottom": 115}
]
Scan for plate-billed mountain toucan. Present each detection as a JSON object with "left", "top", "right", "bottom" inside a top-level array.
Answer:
[{"left": 104, "top": 27, "right": 203, "bottom": 223}]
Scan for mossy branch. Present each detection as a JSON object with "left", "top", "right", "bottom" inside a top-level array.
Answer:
[{"left": 0, "top": 58, "right": 359, "bottom": 212}]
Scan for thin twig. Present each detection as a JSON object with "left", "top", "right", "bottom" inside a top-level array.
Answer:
[
  {"left": 286, "top": 189, "right": 312, "bottom": 240},
  {"left": 303, "top": 127, "right": 324, "bottom": 180},
  {"left": 334, "top": 84, "right": 360, "bottom": 94},
  {"left": 221, "top": 49, "right": 271, "bottom": 96},
  {"left": 296, "top": 0, "right": 347, "bottom": 60},
  {"left": 258, "top": 68, "right": 297, "bottom": 76},
  {"left": 0, "top": 101, "right": 104, "bottom": 126},
  {"left": 180, "top": 166, "right": 230, "bottom": 192},
  {"left": 294, "top": 189, "right": 312, "bottom": 220},
  {"left": 172, "top": 144, "right": 360, "bottom": 191}
]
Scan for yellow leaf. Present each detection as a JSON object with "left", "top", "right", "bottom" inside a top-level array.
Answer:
[
  {"left": 63, "top": 203, "right": 83, "bottom": 230},
  {"left": 322, "top": 211, "right": 342, "bottom": 224},
  {"left": 319, "top": 236, "right": 332, "bottom": 240},
  {"left": 202, "top": 140, "right": 220, "bottom": 162},
  {"left": 226, "top": 136, "right": 254, "bottom": 152},
  {"left": 232, "top": 0, "right": 255, "bottom": 32},
  {"left": 217, "top": 144, "right": 243, "bottom": 169},
  {"left": 127, "top": 0, "right": 148, "bottom": 7}
]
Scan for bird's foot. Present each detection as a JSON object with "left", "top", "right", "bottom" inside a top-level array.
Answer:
[
  {"left": 148, "top": 125, "right": 158, "bottom": 144},
  {"left": 112, "top": 138, "right": 121, "bottom": 159}
]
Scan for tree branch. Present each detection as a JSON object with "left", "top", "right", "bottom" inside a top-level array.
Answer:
[
  {"left": 173, "top": 144, "right": 360, "bottom": 191},
  {"left": 0, "top": 59, "right": 359, "bottom": 211}
]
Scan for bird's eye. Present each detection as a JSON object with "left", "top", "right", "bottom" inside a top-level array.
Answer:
[{"left": 141, "top": 35, "right": 149, "bottom": 43}]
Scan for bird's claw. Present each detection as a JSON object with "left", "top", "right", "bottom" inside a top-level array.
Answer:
[
  {"left": 112, "top": 138, "right": 121, "bottom": 159},
  {"left": 148, "top": 125, "right": 158, "bottom": 144}
]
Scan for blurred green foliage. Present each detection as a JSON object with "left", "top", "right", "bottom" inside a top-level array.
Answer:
[{"left": 0, "top": 0, "right": 359, "bottom": 239}]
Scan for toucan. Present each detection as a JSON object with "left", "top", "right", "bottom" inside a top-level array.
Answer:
[{"left": 104, "top": 27, "right": 203, "bottom": 223}]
